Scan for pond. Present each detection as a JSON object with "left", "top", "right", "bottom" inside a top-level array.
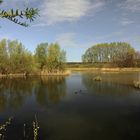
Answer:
[{"left": 0, "top": 72, "right": 140, "bottom": 140}]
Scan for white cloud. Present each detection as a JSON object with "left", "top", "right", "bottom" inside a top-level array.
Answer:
[
  {"left": 56, "top": 32, "right": 93, "bottom": 48},
  {"left": 39, "top": 0, "right": 105, "bottom": 25},
  {"left": 121, "top": 0, "right": 140, "bottom": 12},
  {"left": 120, "top": 18, "right": 135, "bottom": 26},
  {"left": 56, "top": 32, "right": 78, "bottom": 47}
]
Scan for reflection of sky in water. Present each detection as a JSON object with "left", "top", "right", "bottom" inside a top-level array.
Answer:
[{"left": 0, "top": 72, "right": 140, "bottom": 140}]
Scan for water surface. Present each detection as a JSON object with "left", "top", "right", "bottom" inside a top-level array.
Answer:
[{"left": 0, "top": 72, "right": 140, "bottom": 140}]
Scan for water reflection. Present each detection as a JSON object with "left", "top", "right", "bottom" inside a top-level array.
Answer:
[
  {"left": 0, "top": 78, "right": 34, "bottom": 111},
  {"left": 35, "top": 76, "right": 66, "bottom": 105},
  {"left": 0, "top": 73, "right": 140, "bottom": 140},
  {"left": 0, "top": 76, "right": 66, "bottom": 111},
  {"left": 82, "top": 73, "right": 139, "bottom": 97}
]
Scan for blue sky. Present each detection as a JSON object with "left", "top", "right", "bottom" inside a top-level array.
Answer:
[{"left": 0, "top": 0, "right": 140, "bottom": 62}]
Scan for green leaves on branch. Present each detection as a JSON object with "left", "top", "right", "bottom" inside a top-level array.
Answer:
[
  {"left": 0, "top": 0, "right": 2, "bottom": 4},
  {"left": 0, "top": 1, "right": 39, "bottom": 27},
  {"left": 0, "top": 8, "right": 39, "bottom": 27}
]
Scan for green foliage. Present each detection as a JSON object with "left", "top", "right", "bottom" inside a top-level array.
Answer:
[
  {"left": 82, "top": 42, "right": 136, "bottom": 67},
  {"left": 34, "top": 42, "right": 66, "bottom": 72},
  {"left": 46, "top": 43, "right": 66, "bottom": 72},
  {"left": 0, "top": 0, "right": 3, "bottom": 4},
  {"left": 0, "top": 39, "right": 34, "bottom": 74},
  {"left": 8, "top": 40, "right": 34, "bottom": 73},
  {"left": 34, "top": 43, "right": 48, "bottom": 70},
  {"left": 0, "top": 39, "right": 66, "bottom": 74},
  {"left": 0, "top": 1, "right": 39, "bottom": 27},
  {"left": 0, "top": 39, "right": 9, "bottom": 74}
]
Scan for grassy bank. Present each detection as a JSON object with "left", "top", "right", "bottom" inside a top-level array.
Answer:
[
  {"left": 66, "top": 62, "right": 140, "bottom": 68},
  {"left": 0, "top": 70, "right": 71, "bottom": 78},
  {"left": 39, "top": 70, "right": 71, "bottom": 76},
  {"left": 0, "top": 67, "right": 140, "bottom": 78},
  {"left": 66, "top": 62, "right": 140, "bottom": 72}
]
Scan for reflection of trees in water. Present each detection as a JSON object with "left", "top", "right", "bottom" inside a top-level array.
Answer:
[
  {"left": 0, "top": 78, "right": 35, "bottom": 111},
  {"left": 35, "top": 76, "right": 66, "bottom": 105},
  {"left": 82, "top": 73, "right": 132, "bottom": 96},
  {"left": 0, "top": 76, "right": 66, "bottom": 111}
]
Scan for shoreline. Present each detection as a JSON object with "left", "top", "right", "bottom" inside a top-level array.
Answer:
[
  {"left": 0, "top": 70, "right": 71, "bottom": 78},
  {"left": 66, "top": 67, "right": 140, "bottom": 72},
  {"left": 0, "top": 68, "right": 140, "bottom": 78}
]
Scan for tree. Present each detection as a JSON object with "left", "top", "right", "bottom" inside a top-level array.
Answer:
[
  {"left": 82, "top": 42, "right": 136, "bottom": 67},
  {"left": 46, "top": 43, "right": 66, "bottom": 73},
  {"left": 8, "top": 40, "right": 34, "bottom": 73},
  {"left": 34, "top": 43, "right": 48, "bottom": 70},
  {"left": 113, "top": 49, "right": 135, "bottom": 67},
  {"left": 135, "top": 51, "right": 140, "bottom": 60},
  {"left": 0, "top": 39, "right": 9, "bottom": 74},
  {"left": 0, "top": 39, "right": 67, "bottom": 75},
  {"left": 0, "top": 39, "right": 35, "bottom": 74},
  {"left": 0, "top": 0, "right": 39, "bottom": 27}
]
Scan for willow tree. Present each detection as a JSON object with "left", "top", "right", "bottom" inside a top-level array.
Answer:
[{"left": 0, "top": 0, "right": 39, "bottom": 27}]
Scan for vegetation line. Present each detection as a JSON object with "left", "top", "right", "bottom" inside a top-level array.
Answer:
[{"left": 0, "top": 40, "right": 140, "bottom": 76}]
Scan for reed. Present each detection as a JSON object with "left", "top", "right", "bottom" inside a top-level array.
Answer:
[
  {"left": 0, "top": 117, "right": 13, "bottom": 139},
  {"left": 33, "top": 115, "right": 39, "bottom": 140}
]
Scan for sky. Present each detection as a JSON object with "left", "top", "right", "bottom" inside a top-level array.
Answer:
[{"left": 0, "top": 0, "right": 140, "bottom": 62}]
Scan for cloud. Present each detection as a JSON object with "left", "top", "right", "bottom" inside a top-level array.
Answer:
[
  {"left": 120, "top": 0, "right": 140, "bottom": 12},
  {"left": 120, "top": 17, "right": 135, "bottom": 26},
  {"left": 55, "top": 32, "right": 93, "bottom": 48},
  {"left": 39, "top": 0, "right": 105, "bottom": 25},
  {"left": 0, "top": 0, "right": 38, "bottom": 9},
  {"left": 117, "top": 0, "right": 139, "bottom": 26},
  {"left": 56, "top": 32, "right": 78, "bottom": 47}
]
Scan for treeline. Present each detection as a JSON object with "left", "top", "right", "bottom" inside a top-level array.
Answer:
[
  {"left": 82, "top": 42, "right": 140, "bottom": 67},
  {"left": 0, "top": 39, "right": 66, "bottom": 74}
]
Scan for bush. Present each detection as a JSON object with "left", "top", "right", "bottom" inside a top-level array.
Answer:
[
  {"left": 133, "top": 81, "right": 140, "bottom": 89},
  {"left": 93, "top": 76, "right": 102, "bottom": 81}
]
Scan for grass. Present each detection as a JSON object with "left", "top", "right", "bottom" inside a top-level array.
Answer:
[
  {"left": 67, "top": 67, "right": 140, "bottom": 72},
  {"left": 66, "top": 63, "right": 140, "bottom": 72}
]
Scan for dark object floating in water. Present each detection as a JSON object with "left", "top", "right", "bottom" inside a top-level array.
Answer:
[
  {"left": 133, "top": 81, "right": 140, "bottom": 89},
  {"left": 74, "top": 90, "right": 86, "bottom": 94}
]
